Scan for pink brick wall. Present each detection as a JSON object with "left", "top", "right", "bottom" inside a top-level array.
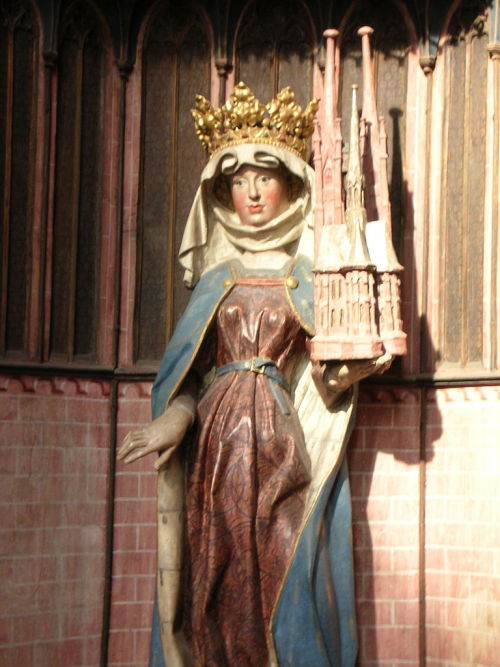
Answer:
[
  {"left": 0, "top": 375, "right": 111, "bottom": 666},
  {"left": 109, "top": 381, "right": 156, "bottom": 667},
  {"left": 350, "top": 387, "right": 421, "bottom": 665},
  {"left": 425, "top": 387, "right": 500, "bottom": 666},
  {"left": 1, "top": 377, "right": 499, "bottom": 666}
]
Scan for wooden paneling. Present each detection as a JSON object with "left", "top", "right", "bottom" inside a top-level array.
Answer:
[
  {"left": 440, "top": 12, "right": 488, "bottom": 368},
  {"left": 235, "top": 0, "right": 315, "bottom": 108},
  {"left": 135, "top": 3, "right": 210, "bottom": 364},
  {"left": 50, "top": 2, "right": 104, "bottom": 361},
  {"left": 0, "top": 2, "right": 38, "bottom": 357}
]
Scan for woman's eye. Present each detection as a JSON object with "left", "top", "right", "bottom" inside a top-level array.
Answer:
[
  {"left": 233, "top": 179, "right": 244, "bottom": 187},
  {"left": 260, "top": 176, "right": 270, "bottom": 183}
]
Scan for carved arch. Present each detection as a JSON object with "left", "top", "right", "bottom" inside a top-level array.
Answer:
[{"left": 234, "top": 0, "right": 317, "bottom": 107}]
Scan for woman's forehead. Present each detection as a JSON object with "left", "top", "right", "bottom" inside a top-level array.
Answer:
[{"left": 231, "top": 164, "right": 283, "bottom": 179}]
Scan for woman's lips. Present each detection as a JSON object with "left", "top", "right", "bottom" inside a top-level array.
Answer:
[{"left": 248, "top": 205, "right": 264, "bottom": 213}]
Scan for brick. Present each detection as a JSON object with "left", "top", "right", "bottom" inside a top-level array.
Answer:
[
  {"left": 88, "top": 422, "right": 112, "bottom": 447},
  {"left": 113, "top": 550, "right": 155, "bottom": 577},
  {"left": 426, "top": 627, "right": 472, "bottom": 662},
  {"left": 115, "top": 473, "right": 140, "bottom": 498},
  {"left": 356, "top": 404, "right": 394, "bottom": 427},
  {"left": 134, "top": 628, "right": 152, "bottom": 663},
  {"left": 426, "top": 572, "right": 470, "bottom": 599},
  {"left": 113, "top": 524, "right": 138, "bottom": 551},
  {"left": 19, "top": 395, "right": 67, "bottom": 422},
  {"left": 369, "top": 523, "right": 418, "bottom": 548},
  {"left": 108, "top": 629, "right": 135, "bottom": 661},
  {"left": 12, "top": 612, "right": 59, "bottom": 643},
  {"left": 365, "top": 427, "right": 420, "bottom": 454},
  {"left": 62, "top": 605, "right": 102, "bottom": 637},
  {"left": 371, "top": 571, "right": 419, "bottom": 599},
  {"left": 111, "top": 575, "right": 137, "bottom": 603},
  {"left": 0, "top": 395, "right": 19, "bottom": 420},
  {"left": 348, "top": 449, "right": 378, "bottom": 473},
  {"left": 117, "top": 399, "right": 152, "bottom": 424},
  {"left": 356, "top": 598, "right": 392, "bottom": 626},
  {"left": 0, "top": 528, "right": 41, "bottom": 555},
  {"left": 0, "top": 616, "right": 12, "bottom": 643},
  {"left": 0, "top": 645, "right": 33, "bottom": 664},
  {"left": 138, "top": 471, "right": 157, "bottom": 497},
  {"left": 114, "top": 498, "right": 156, "bottom": 525},
  {"left": 370, "top": 547, "right": 393, "bottom": 571},
  {"left": 137, "top": 525, "right": 156, "bottom": 550},
  {"left": 136, "top": 576, "right": 155, "bottom": 603},
  {"left": 66, "top": 398, "right": 109, "bottom": 424},
  {"left": 392, "top": 548, "right": 419, "bottom": 572},
  {"left": 41, "top": 421, "right": 88, "bottom": 447},
  {"left": 425, "top": 547, "right": 446, "bottom": 570},
  {"left": 33, "top": 638, "right": 85, "bottom": 666},
  {"left": 446, "top": 547, "right": 494, "bottom": 573},
  {"left": 110, "top": 602, "right": 152, "bottom": 630},
  {"left": 4, "top": 555, "right": 59, "bottom": 585},
  {"left": 394, "top": 599, "right": 419, "bottom": 626},
  {"left": 377, "top": 626, "right": 419, "bottom": 660},
  {"left": 86, "top": 474, "right": 109, "bottom": 502}
]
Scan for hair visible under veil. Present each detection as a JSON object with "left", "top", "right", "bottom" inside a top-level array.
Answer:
[{"left": 178, "top": 143, "right": 316, "bottom": 287}]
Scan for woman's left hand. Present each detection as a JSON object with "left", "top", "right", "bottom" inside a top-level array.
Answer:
[
  {"left": 325, "top": 351, "right": 393, "bottom": 389},
  {"left": 311, "top": 352, "right": 393, "bottom": 408}
]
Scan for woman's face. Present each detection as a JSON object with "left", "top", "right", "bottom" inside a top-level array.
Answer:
[{"left": 230, "top": 166, "right": 290, "bottom": 226}]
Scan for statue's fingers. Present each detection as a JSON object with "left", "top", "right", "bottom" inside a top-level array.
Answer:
[
  {"left": 117, "top": 430, "right": 144, "bottom": 459},
  {"left": 123, "top": 445, "right": 149, "bottom": 464},
  {"left": 154, "top": 446, "right": 175, "bottom": 471}
]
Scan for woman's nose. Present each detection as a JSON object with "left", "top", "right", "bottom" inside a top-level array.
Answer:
[{"left": 248, "top": 179, "right": 260, "bottom": 200}]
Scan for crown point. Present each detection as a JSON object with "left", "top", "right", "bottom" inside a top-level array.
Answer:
[{"left": 191, "top": 81, "right": 318, "bottom": 158}]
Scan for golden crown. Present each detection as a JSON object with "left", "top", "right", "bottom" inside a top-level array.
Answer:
[{"left": 192, "top": 82, "right": 319, "bottom": 160}]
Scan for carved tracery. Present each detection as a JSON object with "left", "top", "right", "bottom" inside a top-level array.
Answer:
[{"left": 235, "top": 0, "right": 315, "bottom": 108}]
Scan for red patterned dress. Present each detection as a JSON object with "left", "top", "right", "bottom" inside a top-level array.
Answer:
[{"left": 183, "top": 272, "right": 312, "bottom": 665}]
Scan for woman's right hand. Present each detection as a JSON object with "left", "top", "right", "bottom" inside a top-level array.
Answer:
[{"left": 117, "top": 405, "right": 193, "bottom": 470}]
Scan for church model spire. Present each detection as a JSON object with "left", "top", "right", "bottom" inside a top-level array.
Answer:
[{"left": 310, "top": 27, "right": 406, "bottom": 361}]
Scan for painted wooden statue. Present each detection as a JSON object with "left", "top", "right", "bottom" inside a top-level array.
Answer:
[{"left": 118, "top": 28, "right": 404, "bottom": 667}]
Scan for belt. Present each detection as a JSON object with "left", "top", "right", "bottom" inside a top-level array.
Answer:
[{"left": 214, "top": 357, "right": 291, "bottom": 414}]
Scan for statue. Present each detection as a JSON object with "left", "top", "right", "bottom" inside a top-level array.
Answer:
[{"left": 118, "top": 77, "right": 396, "bottom": 666}]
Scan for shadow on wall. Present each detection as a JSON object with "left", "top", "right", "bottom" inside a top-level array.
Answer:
[{"left": 348, "top": 101, "right": 443, "bottom": 664}]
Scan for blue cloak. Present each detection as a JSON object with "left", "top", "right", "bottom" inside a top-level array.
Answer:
[{"left": 149, "top": 256, "right": 358, "bottom": 666}]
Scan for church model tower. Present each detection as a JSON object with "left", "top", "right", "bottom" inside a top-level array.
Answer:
[{"left": 310, "top": 27, "right": 407, "bottom": 361}]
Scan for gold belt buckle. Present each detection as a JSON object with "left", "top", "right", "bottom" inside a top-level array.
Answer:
[{"left": 250, "top": 357, "right": 265, "bottom": 374}]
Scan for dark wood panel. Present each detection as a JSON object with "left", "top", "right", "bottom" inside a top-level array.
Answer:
[
  {"left": 135, "top": 5, "right": 211, "bottom": 364},
  {"left": 442, "top": 39, "right": 466, "bottom": 365},
  {"left": 465, "top": 32, "right": 487, "bottom": 363},
  {"left": 173, "top": 28, "right": 210, "bottom": 326},
  {"left": 136, "top": 39, "right": 175, "bottom": 362},
  {"left": 51, "top": 4, "right": 104, "bottom": 362},
  {"left": 6, "top": 25, "right": 36, "bottom": 354},
  {"left": 74, "top": 38, "right": 104, "bottom": 359},
  {"left": 51, "top": 39, "right": 79, "bottom": 357},
  {"left": 0, "top": 23, "right": 8, "bottom": 355},
  {"left": 235, "top": 0, "right": 314, "bottom": 105}
]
